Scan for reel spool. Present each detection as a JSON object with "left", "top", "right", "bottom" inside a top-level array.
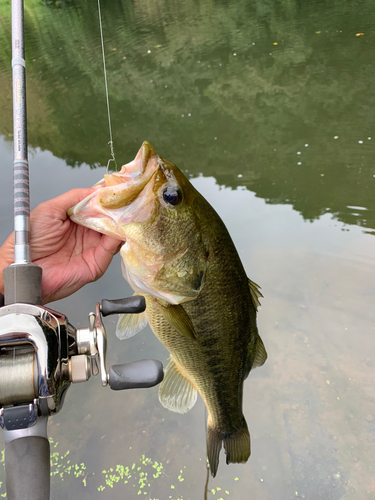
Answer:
[
  {"left": 0, "top": 347, "right": 37, "bottom": 406},
  {"left": 0, "top": 302, "right": 74, "bottom": 430}
]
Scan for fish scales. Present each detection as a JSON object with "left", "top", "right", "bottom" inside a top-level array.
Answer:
[
  {"left": 143, "top": 199, "right": 256, "bottom": 475},
  {"left": 68, "top": 141, "right": 267, "bottom": 477},
  {"left": 153, "top": 201, "right": 253, "bottom": 421}
]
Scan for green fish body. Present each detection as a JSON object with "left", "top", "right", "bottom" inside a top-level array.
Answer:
[{"left": 68, "top": 142, "right": 267, "bottom": 476}]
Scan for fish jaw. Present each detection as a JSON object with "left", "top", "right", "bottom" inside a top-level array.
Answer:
[{"left": 68, "top": 142, "right": 160, "bottom": 240}]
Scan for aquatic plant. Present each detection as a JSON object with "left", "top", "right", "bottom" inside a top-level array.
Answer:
[{"left": 0, "top": 439, "right": 231, "bottom": 498}]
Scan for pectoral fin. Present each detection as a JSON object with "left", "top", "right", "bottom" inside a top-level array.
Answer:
[
  {"left": 157, "top": 302, "right": 197, "bottom": 340},
  {"left": 159, "top": 357, "right": 197, "bottom": 414},
  {"left": 116, "top": 294, "right": 148, "bottom": 340},
  {"left": 248, "top": 278, "right": 263, "bottom": 311}
]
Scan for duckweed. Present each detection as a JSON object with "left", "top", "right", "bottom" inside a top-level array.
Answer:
[{"left": 0, "top": 439, "right": 229, "bottom": 498}]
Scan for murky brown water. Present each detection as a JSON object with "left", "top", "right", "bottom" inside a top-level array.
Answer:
[{"left": 0, "top": 1, "right": 374, "bottom": 498}]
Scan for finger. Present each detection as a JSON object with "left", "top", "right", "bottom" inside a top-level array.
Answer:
[
  {"left": 92, "top": 235, "right": 123, "bottom": 278},
  {"left": 33, "top": 188, "right": 97, "bottom": 222}
]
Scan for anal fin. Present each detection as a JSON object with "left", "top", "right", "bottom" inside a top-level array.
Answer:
[{"left": 158, "top": 357, "right": 197, "bottom": 414}]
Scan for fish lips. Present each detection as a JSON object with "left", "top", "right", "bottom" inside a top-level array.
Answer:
[{"left": 67, "top": 142, "right": 160, "bottom": 239}]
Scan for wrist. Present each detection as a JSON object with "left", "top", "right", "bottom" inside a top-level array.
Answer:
[
  {"left": 0, "top": 255, "right": 7, "bottom": 296},
  {"left": 0, "top": 236, "right": 15, "bottom": 296}
]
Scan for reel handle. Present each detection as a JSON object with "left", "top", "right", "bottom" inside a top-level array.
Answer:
[
  {"left": 108, "top": 359, "right": 164, "bottom": 391},
  {"left": 101, "top": 296, "right": 146, "bottom": 316}
]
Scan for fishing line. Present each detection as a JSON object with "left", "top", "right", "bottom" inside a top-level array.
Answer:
[
  {"left": 97, "top": 0, "right": 117, "bottom": 172},
  {"left": 204, "top": 464, "right": 209, "bottom": 500}
]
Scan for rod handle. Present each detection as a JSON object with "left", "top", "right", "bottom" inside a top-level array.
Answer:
[{"left": 5, "top": 436, "right": 50, "bottom": 500}]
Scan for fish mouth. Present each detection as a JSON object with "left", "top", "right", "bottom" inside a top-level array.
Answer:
[
  {"left": 101, "top": 141, "right": 158, "bottom": 188},
  {"left": 68, "top": 141, "right": 160, "bottom": 239},
  {"left": 91, "top": 141, "right": 158, "bottom": 192}
]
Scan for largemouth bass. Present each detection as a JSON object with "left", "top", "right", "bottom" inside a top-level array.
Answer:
[{"left": 68, "top": 142, "right": 267, "bottom": 476}]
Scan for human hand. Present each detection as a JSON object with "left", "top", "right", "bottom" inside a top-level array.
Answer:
[{"left": 0, "top": 189, "right": 122, "bottom": 304}]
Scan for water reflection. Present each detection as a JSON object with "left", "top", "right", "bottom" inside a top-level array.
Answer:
[{"left": 0, "top": 0, "right": 374, "bottom": 230}]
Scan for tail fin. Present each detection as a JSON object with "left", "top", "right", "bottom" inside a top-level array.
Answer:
[
  {"left": 223, "top": 423, "right": 251, "bottom": 465},
  {"left": 207, "top": 420, "right": 251, "bottom": 477},
  {"left": 207, "top": 426, "right": 222, "bottom": 478}
]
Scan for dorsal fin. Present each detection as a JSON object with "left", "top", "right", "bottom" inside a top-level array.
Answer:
[{"left": 248, "top": 278, "right": 263, "bottom": 311}]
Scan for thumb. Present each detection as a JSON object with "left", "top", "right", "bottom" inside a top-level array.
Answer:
[{"left": 93, "top": 235, "right": 123, "bottom": 278}]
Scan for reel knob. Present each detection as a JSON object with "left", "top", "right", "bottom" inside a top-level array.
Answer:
[{"left": 108, "top": 360, "right": 164, "bottom": 391}]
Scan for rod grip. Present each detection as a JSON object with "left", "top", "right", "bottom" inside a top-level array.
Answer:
[
  {"left": 108, "top": 359, "right": 164, "bottom": 391},
  {"left": 5, "top": 436, "right": 50, "bottom": 500}
]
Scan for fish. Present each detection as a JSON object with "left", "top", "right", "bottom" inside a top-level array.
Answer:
[{"left": 68, "top": 141, "right": 267, "bottom": 477}]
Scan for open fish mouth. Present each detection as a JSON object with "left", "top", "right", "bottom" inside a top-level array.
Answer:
[
  {"left": 67, "top": 142, "right": 160, "bottom": 239},
  {"left": 98, "top": 140, "right": 158, "bottom": 188}
]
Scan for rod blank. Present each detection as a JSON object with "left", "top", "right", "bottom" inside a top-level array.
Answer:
[{"left": 12, "top": 0, "right": 30, "bottom": 264}]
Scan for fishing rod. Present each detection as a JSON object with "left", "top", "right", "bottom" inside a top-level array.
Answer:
[{"left": 0, "top": 2, "right": 163, "bottom": 499}]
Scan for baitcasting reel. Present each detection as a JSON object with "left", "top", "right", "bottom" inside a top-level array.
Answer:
[
  {"left": 0, "top": 295, "right": 163, "bottom": 435},
  {"left": 0, "top": 266, "right": 163, "bottom": 500}
]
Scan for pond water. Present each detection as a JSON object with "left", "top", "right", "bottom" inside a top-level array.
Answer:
[{"left": 0, "top": 0, "right": 375, "bottom": 499}]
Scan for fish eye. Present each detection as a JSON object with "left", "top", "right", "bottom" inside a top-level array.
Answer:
[{"left": 162, "top": 185, "right": 182, "bottom": 206}]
